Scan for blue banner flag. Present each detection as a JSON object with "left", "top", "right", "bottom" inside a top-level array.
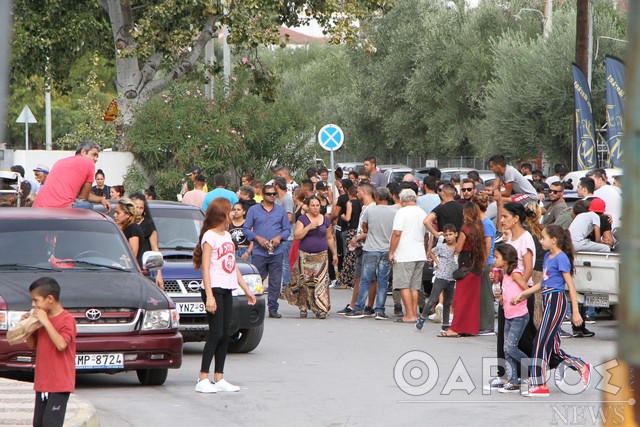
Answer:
[
  {"left": 605, "top": 55, "right": 625, "bottom": 167},
  {"left": 572, "top": 63, "right": 597, "bottom": 170}
]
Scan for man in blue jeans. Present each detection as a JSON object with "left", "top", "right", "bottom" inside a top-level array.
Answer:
[
  {"left": 274, "top": 177, "right": 294, "bottom": 287},
  {"left": 243, "top": 184, "right": 291, "bottom": 318},
  {"left": 345, "top": 187, "right": 398, "bottom": 319}
]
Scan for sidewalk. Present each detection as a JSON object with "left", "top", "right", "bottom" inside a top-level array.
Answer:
[{"left": 0, "top": 377, "right": 99, "bottom": 427}]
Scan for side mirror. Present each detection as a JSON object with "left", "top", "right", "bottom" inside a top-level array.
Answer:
[{"left": 142, "top": 251, "right": 164, "bottom": 271}]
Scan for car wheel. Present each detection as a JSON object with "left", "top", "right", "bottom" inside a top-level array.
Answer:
[
  {"left": 227, "top": 323, "right": 264, "bottom": 353},
  {"left": 136, "top": 368, "right": 168, "bottom": 386}
]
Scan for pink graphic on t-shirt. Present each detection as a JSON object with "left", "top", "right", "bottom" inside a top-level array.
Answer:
[{"left": 218, "top": 242, "right": 236, "bottom": 274}]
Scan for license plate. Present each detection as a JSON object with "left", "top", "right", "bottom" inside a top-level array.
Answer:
[
  {"left": 177, "top": 302, "right": 206, "bottom": 314},
  {"left": 76, "top": 353, "right": 124, "bottom": 370},
  {"left": 585, "top": 294, "right": 609, "bottom": 308}
]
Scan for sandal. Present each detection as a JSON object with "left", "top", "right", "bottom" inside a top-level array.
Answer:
[
  {"left": 315, "top": 313, "right": 327, "bottom": 319},
  {"left": 438, "top": 330, "right": 460, "bottom": 338},
  {"left": 300, "top": 309, "right": 308, "bottom": 318}
]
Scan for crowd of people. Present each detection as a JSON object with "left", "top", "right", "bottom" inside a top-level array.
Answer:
[
  {"left": 3, "top": 141, "right": 624, "bottom": 398},
  {"left": 185, "top": 153, "right": 620, "bottom": 397}
]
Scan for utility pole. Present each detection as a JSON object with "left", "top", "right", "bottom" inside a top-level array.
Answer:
[
  {"left": 543, "top": 0, "right": 553, "bottom": 40},
  {"left": 204, "top": 39, "right": 215, "bottom": 101},
  {"left": 575, "top": 0, "right": 590, "bottom": 80}
]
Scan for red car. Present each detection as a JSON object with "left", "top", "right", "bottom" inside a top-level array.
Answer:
[{"left": 0, "top": 208, "right": 182, "bottom": 385}]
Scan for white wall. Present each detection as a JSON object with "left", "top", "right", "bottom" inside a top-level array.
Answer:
[{"left": 10, "top": 150, "right": 137, "bottom": 187}]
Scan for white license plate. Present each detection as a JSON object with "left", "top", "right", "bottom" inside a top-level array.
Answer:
[
  {"left": 177, "top": 302, "right": 206, "bottom": 314},
  {"left": 76, "top": 353, "right": 124, "bottom": 370},
  {"left": 585, "top": 294, "right": 609, "bottom": 308}
]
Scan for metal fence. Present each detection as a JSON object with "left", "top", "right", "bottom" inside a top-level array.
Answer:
[{"left": 332, "top": 153, "right": 489, "bottom": 171}]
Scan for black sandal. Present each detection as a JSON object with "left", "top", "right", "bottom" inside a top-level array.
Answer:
[{"left": 300, "top": 309, "right": 308, "bottom": 318}]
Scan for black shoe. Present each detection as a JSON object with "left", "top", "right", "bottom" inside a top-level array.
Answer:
[
  {"left": 269, "top": 311, "right": 282, "bottom": 319},
  {"left": 337, "top": 304, "right": 354, "bottom": 315},
  {"left": 363, "top": 306, "right": 375, "bottom": 316},
  {"left": 573, "top": 328, "right": 595, "bottom": 338},
  {"left": 394, "top": 304, "right": 403, "bottom": 316},
  {"left": 345, "top": 311, "right": 365, "bottom": 319}
]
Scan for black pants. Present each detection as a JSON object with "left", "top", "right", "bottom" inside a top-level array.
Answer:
[
  {"left": 34, "top": 392, "right": 70, "bottom": 427},
  {"left": 200, "top": 288, "right": 233, "bottom": 374}
]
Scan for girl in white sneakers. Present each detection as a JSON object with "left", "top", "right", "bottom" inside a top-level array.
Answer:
[{"left": 193, "top": 198, "right": 256, "bottom": 393}]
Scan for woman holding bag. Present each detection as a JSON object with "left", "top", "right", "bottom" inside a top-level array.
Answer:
[{"left": 439, "top": 202, "right": 487, "bottom": 337}]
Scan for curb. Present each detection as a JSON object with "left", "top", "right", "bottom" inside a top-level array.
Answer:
[{"left": 0, "top": 378, "right": 99, "bottom": 427}]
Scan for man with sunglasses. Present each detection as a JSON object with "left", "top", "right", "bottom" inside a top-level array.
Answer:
[
  {"left": 243, "top": 184, "right": 291, "bottom": 318},
  {"left": 542, "top": 182, "right": 568, "bottom": 225},
  {"left": 455, "top": 178, "right": 476, "bottom": 205}
]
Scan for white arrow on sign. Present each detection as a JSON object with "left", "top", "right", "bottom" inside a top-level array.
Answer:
[
  {"left": 16, "top": 105, "right": 37, "bottom": 124},
  {"left": 16, "top": 105, "right": 37, "bottom": 150}
]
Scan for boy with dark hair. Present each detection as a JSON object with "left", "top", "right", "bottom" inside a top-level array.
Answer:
[{"left": 23, "top": 277, "right": 76, "bottom": 427}]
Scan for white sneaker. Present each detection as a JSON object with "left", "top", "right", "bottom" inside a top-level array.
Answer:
[
  {"left": 433, "top": 304, "right": 443, "bottom": 324},
  {"left": 214, "top": 378, "right": 240, "bottom": 392},
  {"left": 195, "top": 378, "right": 217, "bottom": 393}
]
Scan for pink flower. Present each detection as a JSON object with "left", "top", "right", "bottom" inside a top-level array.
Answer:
[
  {"left": 242, "top": 57, "right": 249, "bottom": 64},
  {"left": 186, "top": 90, "right": 191, "bottom": 96},
  {"left": 243, "top": 89, "right": 249, "bottom": 95},
  {"left": 251, "top": 66, "right": 256, "bottom": 71},
  {"left": 231, "top": 129, "right": 237, "bottom": 134},
  {"left": 231, "top": 76, "right": 238, "bottom": 82}
]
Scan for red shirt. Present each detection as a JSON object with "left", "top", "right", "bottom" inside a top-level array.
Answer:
[
  {"left": 33, "top": 155, "right": 95, "bottom": 208},
  {"left": 33, "top": 310, "right": 77, "bottom": 393}
]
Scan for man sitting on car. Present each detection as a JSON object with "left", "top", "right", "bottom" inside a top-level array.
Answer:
[{"left": 32, "top": 141, "right": 111, "bottom": 212}]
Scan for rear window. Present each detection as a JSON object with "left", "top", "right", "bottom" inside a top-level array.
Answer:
[{"left": 0, "top": 220, "right": 135, "bottom": 271}]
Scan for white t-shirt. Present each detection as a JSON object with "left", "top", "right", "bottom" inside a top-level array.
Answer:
[
  {"left": 392, "top": 205, "right": 427, "bottom": 262},
  {"left": 506, "top": 231, "right": 536, "bottom": 285},
  {"left": 594, "top": 185, "right": 622, "bottom": 229},
  {"left": 568, "top": 212, "right": 601, "bottom": 242}
]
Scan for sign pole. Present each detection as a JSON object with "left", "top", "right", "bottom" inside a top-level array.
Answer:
[
  {"left": 330, "top": 150, "right": 335, "bottom": 185},
  {"left": 25, "top": 121, "right": 29, "bottom": 150}
]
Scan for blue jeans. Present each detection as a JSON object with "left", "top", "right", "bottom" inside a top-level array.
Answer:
[
  {"left": 252, "top": 253, "right": 284, "bottom": 313},
  {"left": 280, "top": 240, "right": 292, "bottom": 286},
  {"left": 235, "top": 246, "right": 251, "bottom": 264},
  {"left": 355, "top": 251, "right": 391, "bottom": 313},
  {"left": 72, "top": 199, "right": 94, "bottom": 209},
  {"left": 504, "top": 313, "right": 530, "bottom": 383}
]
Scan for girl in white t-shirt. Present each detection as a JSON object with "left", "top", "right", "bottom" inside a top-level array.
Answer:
[{"left": 192, "top": 198, "right": 256, "bottom": 394}]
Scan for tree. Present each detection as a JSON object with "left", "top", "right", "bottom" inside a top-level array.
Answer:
[{"left": 12, "top": 0, "right": 395, "bottom": 149}]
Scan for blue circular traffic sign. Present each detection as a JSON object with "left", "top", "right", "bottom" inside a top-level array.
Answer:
[{"left": 318, "top": 124, "right": 344, "bottom": 152}]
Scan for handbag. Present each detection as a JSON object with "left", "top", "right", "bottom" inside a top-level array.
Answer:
[
  {"left": 452, "top": 267, "right": 471, "bottom": 280},
  {"left": 452, "top": 250, "right": 472, "bottom": 280}
]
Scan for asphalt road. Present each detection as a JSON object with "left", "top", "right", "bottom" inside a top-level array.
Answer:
[{"left": 69, "top": 289, "right": 620, "bottom": 426}]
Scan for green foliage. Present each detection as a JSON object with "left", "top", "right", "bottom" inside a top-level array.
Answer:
[
  {"left": 55, "top": 56, "right": 117, "bottom": 150},
  {"left": 475, "top": 2, "right": 627, "bottom": 162},
  {"left": 122, "top": 163, "right": 149, "bottom": 195},
  {"left": 126, "top": 69, "right": 314, "bottom": 200}
]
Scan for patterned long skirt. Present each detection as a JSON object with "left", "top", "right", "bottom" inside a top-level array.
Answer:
[
  {"left": 281, "top": 249, "right": 331, "bottom": 315},
  {"left": 340, "top": 229, "right": 358, "bottom": 287}
]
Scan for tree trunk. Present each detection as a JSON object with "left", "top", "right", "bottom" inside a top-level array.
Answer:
[{"left": 101, "top": 0, "right": 219, "bottom": 150}]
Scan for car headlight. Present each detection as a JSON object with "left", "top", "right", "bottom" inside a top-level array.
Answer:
[
  {"left": 142, "top": 309, "right": 179, "bottom": 330},
  {"left": 0, "top": 311, "right": 29, "bottom": 330},
  {"left": 233, "top": 274, "right": 264, "bottom": 296}
]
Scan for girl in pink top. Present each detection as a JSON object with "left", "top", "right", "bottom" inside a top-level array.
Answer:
[
  {"left": 192, "top": 198, "right": 256, "bottom": 394},
  {"left": 494, "top": 243, "right": 529, "bottom": 393}
]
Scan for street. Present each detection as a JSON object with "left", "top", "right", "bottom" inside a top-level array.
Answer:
[{"left": 70, "top": 289, "right": 622, "bottom": 427}]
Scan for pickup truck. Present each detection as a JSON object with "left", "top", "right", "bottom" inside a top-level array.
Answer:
[
  {"left": 573, "top": 251, "right": 621, "bottom": 309},
  {"left": 146, "top": 201, "right": 266, "bottom": 353},
  {"left": 0, "top": 208, "right": 182, "bottom": 385}
]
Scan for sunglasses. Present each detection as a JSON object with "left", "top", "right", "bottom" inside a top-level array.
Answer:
[
  {"left": 461, "top": 188, "right": 474, "bottom": 192},
  {"left": 549, "top": 190, "right": 563, "bottom": 194},
  {"left": 264, "top": 192, "right": 277, "bottom": 196}
]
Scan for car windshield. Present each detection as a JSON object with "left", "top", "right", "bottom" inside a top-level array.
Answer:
[
  {"left": 151, "top": 208, "right": 203, "bottom": 250},
  {"left": 0, "top": 220, "right": 135, "bottom": 271},
  {"left": 389, "top": 172, "right": 409, "bottom": 183}
]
